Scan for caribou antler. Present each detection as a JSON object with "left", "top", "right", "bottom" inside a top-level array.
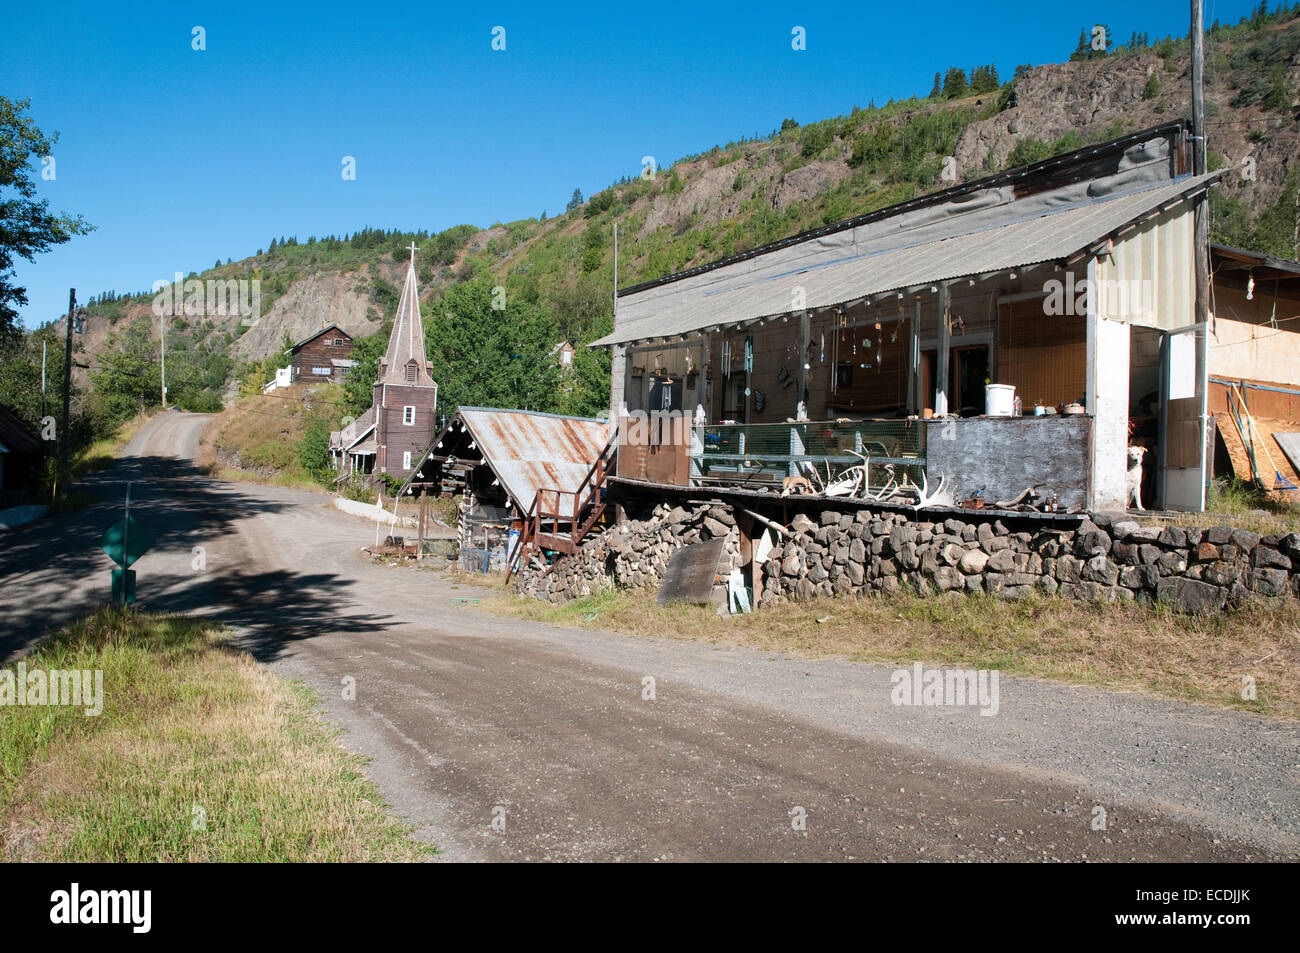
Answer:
[{"left": 913, "top": 471, "right": 954, "bottom": 510}]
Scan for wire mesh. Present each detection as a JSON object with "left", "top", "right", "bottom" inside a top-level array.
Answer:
[{"left": 696, "top": 419, "right": 926, "bottom": 490}]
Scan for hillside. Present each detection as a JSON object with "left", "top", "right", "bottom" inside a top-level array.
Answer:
[{"left": 38, "top": 8, "right": 1300, "bottom": 421}]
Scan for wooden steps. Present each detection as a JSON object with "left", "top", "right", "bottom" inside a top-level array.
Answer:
[{"left": 506, "top": 435, "right": 617, "bottom": 584}]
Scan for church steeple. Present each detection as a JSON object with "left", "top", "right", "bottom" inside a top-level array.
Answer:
[{"left": 377, "top": 243, "right": 434, "bottom": 387}]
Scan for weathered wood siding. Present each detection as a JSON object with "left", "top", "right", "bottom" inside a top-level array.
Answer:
[
  {"left": 375, "top": 382, "right": 438, "bottom": 477},
  {"left": 291, "top": 329, "right": 354, "bottom": 384}
]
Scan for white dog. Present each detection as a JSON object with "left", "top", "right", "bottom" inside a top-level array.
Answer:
[{"left": 1126, "top": 445, "right": 1148, "bottom": 511}]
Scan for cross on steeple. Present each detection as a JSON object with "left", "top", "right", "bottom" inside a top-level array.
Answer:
[{"left": 407, "top": 241, "right": 418, "bottom": 264}]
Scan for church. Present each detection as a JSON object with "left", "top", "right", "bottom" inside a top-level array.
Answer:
[{"left": 330, "top": 245, "right": 439, "bottom": 481}]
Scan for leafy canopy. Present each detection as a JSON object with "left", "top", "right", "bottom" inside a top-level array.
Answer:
[{"left": 0, "top": 96, "right": 93, "bottom": 339}]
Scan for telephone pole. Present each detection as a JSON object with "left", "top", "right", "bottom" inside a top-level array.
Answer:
[
  {"left": 160, "top": 307, "right": 167, "bottom": 409},
  {"left": 57, "top": 288, "right": 75, "bottom": 499},
  {"left": 1191, "top": 0, "right": 1211, "bottom": 512}
]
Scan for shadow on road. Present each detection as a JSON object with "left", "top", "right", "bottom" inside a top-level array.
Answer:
[{"left": 0, "top": 448, "right": 394, "bottom": 662}]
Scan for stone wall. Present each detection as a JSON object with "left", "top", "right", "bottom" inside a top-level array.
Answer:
[
  {"left": 514, "top": 502, "right": 740, "bottom": 604},
  {"left": 515, "top": 501, "right": 1300, "bottom": 614}
]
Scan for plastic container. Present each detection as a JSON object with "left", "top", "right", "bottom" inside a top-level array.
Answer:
[{"left": 985, "top": 384, "right": 1015, "bottom": 417}]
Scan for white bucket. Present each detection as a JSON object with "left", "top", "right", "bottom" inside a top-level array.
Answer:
[{"left": 985, "top": 384, "right": 1015, "bottom": 417}]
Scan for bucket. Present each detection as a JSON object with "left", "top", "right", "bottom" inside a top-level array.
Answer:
[{"left": 985, "top": 384, "right": 1015, "bottom": 417}]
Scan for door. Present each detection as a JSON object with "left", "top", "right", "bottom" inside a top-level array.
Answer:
[
  {"left": 1159, "top": 323, "right": 1206, "bottom": 511},
  {"left": 953, "top": 347, "right": 990, "bottom": 417}
]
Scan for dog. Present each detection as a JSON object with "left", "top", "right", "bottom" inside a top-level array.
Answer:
[
  {"left": 1126, "top": 445, "right": 1148, "bottom": 511},
  {"left": 781, "top": 475, "right": 813, "bottom": 497}
]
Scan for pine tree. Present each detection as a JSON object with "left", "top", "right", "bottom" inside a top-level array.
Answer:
[
  {"left": 942, "top": 66, "right": 968, "bottom": 99},
  {"left": 929, "top": 72, "right": 942, "bottom": 98}
]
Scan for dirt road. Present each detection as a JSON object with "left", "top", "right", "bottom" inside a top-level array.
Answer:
[{"left": 2, "top": 411, "right": 1297, "bottom": 861}]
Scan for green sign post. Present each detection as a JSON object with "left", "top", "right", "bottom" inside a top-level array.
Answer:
[{"left": 100, "top": 483, "right": 153, "bottom": 606}]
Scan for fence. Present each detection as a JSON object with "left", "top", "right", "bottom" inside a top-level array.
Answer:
[
  {"left": 460, "top": 503, "right": 513, "bottom": 573},
  {"left": 693, "top": 419, "right": 926, "bottom": 491}
]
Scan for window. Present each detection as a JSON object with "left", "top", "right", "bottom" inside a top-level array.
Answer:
[
  {"left": 312, "top": 366, "right": 332, "bottom": 375},
  {"left": 402, "top": 451, "right": 412, "bottom": 470},
  {"left": 561, "top": 349, "right": 572, "bottom": 365},
  {"left": 403, "top": 406, "right": 415, "bottom": 425},
  {"left": 405, "top": 360, "right": 418, "bottom": 383},
  {"left": 332, "top": 337, "right": 344, "bottom": 346}
]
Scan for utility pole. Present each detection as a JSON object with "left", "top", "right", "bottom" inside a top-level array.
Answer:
[
  {"left": 1191, "top": 0, "right": 1211, "bottom": 511},
  {"left": 58, "top": 288, "right": 75, "bottom": 500},
  {"left": 160, "top": 307, "right": 167, "bottom": 409},
  {"left": 40, "top": 340, "right": 47, "bottom": 421}
]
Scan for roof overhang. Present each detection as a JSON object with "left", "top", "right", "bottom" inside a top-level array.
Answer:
[{"left": 594, "top": 171, "right": 1220, "bottom": 349}]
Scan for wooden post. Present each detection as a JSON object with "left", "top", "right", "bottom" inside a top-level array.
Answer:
[
  {"left": 797, "top": 309, "right": 810, "bottom": 416},
  {"left": 935, "top": 283, "right": 951, "bottom": 416},
  {"left": 910, "top": 299, "right": 922, "bottom": 415},
  {"left": 418, "top": 493, "right": 427, "bottom": 559}
]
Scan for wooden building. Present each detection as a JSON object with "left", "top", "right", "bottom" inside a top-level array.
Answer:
[
  {"left": 412, "top": 408, "right": 612, "bottom": 570},
  {"left": 1204, "top": 243, "right": 1300, "bottom": 493},
  {"left": 289, "top": 324, "right": 355, "bottom": 384},
  {"left": 372, "top": 246, "right": 439, "bottom": 480},
  {"left": 550, "top": 340, "right": 576, "bottom": 374},
  {"left": 596, "top": 121, "right": 1234, "bottom": 512},
  {"left": 0, "top": 406, "right": 42, "bottom": 510}
]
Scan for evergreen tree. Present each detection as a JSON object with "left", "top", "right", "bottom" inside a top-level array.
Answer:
[
  {"left": 566, "top": 188, "right": 584, "bottom": 213},
  {"left": 942, "top": 66, "right": 968, "bottom": 98},
  {"left": 929, "top": 71, "right": 942, "bottom": 98}
]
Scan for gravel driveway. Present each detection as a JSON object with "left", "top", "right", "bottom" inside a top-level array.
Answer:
[{"left": 2, "top": 412, "right": 1296, "bottom": 861}]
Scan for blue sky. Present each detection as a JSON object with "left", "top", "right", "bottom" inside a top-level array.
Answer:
[{"left": 2, "top": 0, "right": 1260, "bottom": 328}]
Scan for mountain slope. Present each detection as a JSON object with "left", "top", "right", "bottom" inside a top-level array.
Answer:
[{"left": 50, "top": 9, "right": 1300, "bottom": 417}]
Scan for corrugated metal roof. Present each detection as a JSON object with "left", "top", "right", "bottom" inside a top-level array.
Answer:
[
  {"left": 456, "top": 407, "right": 610, "bottom": 511},
  {"left": 594, "top": 173, "right": 1219, "bottom": 347}
]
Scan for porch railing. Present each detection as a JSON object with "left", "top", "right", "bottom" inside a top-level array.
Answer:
[{"left": 692, "top": 419, "right": 926, "bottom": 490}]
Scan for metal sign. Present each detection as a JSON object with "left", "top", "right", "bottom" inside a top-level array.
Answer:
[
  {"left": 655, "top": 537, "right": 727, "bottom": 606},
  {"left": 100, "top": 516, "right": 153, "bottom": 568}
]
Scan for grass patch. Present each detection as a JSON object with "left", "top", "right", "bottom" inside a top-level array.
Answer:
[
  {"left": 488, "top": 587, "right": 1300, "bottom": 720},
  {"left": 1, "top": 608, "right": 433, "bottom": 862},
  {"left": 71, "top": 411, "right": 154, "bottom": 480},
  {"left": 1180, "top": 477, "right": 1300, "bottom": 535}
]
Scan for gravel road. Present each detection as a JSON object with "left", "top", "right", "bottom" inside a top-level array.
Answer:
[{"left": 2, "top": 411, "right": 1297, "bottom": 861}]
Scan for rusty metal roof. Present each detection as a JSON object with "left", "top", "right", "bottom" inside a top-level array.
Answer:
[{"left": 454, "top": 407, "right": 610, "bottom": 511}]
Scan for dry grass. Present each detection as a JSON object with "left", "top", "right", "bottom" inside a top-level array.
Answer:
[
  {"left": 73, "top": 410, "right": 155, "bottom": 479},
  {"left": 1162, "top": 478, "right": 1300, "bottom": 536},
  {"left": 195, "top": 383, "right": 342, "bottom": 492},
  {"left": 1, "top": 609, "right": 432, "bottom": 862},
  {"left": 488, "top": 587, "right": 1300, "bottom": 720}
]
